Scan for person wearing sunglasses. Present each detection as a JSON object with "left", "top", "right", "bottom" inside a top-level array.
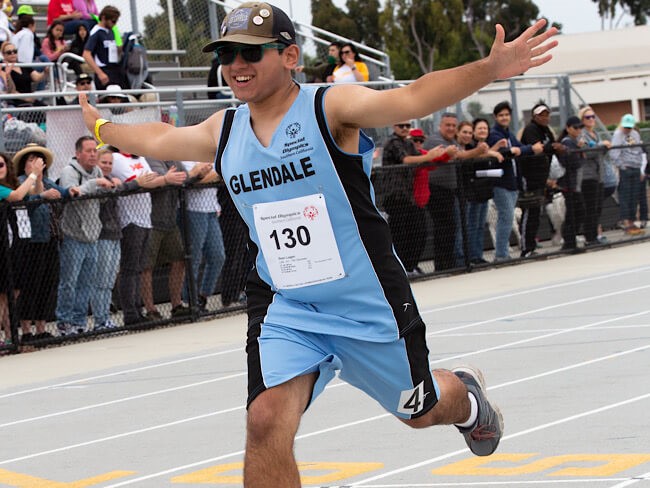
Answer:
[
  {"left": 577, "top": 106, "right": 613, "bottom": 245},
  {"left": 80, "top": 1, "right": 558, "bottom": 484},
  {"left": 0, "top": 41, "right": 48, "bottom": 108},
  {"left": 556, "top": 115, "right": 588, "bottom": 252},
  {"left": 381, "top": 122, "right": 444, "bottom": 277},
  {"left": 332, "top": 42, "right": 369, "bottom": 83}
]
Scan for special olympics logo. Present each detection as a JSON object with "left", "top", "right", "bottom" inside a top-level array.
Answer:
[
  {"left": 286, "top": 122, "right": 301, "bottom": 139},
  {"left": 303, "top": 206, "right": 318, "bottom": 221}
]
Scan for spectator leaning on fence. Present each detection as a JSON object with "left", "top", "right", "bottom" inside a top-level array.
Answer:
[
  {"left": 13, "top": 144, "right": 80, "bottom": 344},
  {"left": 610, "top": 113, "right": 646, "bottom": 236},
  {"left": 180, "top": 160, "right": 224, "bottom": 313},
  {"left": 519, "top": 102, "right": 565, "bottom": 257},
  {"left": 0, "top": 150, "right": 45, "bottom": 343},
  {"left": 56, "top": 135, "right": 117, "bottom": 336},
  {"left": 140, "top": 158, "right": 192, "bottom": 321},
  {"left": 382, "top": 121, "right": 444, "bottom": 276},
  {"left": 487, "top": 101, "right": 542, "bottom": 262}
]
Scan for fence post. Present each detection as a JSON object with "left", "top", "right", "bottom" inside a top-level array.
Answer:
[
  {"left": 509, "top": 79, "right": 520, "bottom": 135},
  {"left": 175, "top": 92, "right": 186, "bottom": 127},
  {"left": 178, "top": 186, "right": 199, "bottom": 322},
  {"left": 129, "top": 0, "right": 139, "bottom": 34}
]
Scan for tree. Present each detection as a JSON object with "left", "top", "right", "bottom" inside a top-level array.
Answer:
[
  {"left": 379, "top": 0, "right": 469, "bottom": 79},
  {"left": 346, "top": 0, "right": 382, "bottom": 48},
  {"left": 592, "top": 0, "right": 649, "bottom": 27},
  {"left": 463, "top": 0, "right": 546, "bottom": 59},
  {"left": 311, "top": 0, "right": 358, "bottom": 45}
]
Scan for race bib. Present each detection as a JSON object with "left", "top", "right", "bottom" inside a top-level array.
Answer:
[{"left": 253, "top": 193, "right": 345, "bottom": 289}]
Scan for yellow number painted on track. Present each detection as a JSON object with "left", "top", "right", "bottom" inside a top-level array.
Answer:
[
  {"left": 171, "top": 462, "right": 384, "bottom": 484},
  {"left": 0, "top": 469, "right": 135, "bottom": 487},
  {"left": 432, "top": 453, "right": 650, "bottom": 477}
]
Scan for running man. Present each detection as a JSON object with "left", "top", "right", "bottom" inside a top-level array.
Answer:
[{"left": 79, "top": 3, "right": 558, "bottom": 486}]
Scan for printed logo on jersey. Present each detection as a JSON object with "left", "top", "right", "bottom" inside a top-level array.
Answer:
[
  {"left": 286, "top": 122, "right": 301, "bottom": 139},
  {"left": 303, "top": 205, "right": 319, "bottom": 221},
  {"left": 397, "top": 381, "right": 426, "bottom": 415}
]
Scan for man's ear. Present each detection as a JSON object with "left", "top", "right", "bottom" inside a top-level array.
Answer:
[{"left": 282, "top": 44, "right": 300, "bottom": 69}]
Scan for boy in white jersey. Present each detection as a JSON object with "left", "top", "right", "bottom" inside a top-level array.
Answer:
[{"left": 79, "top": 3, "right": 558, "bottom": 486}]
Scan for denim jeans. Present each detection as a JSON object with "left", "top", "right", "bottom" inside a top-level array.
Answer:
[
  {"left": 618, "top": 168, "right": 640, "bottom": 221},
  {"left": 492, "top": 187, "right": 518, "bottom": 259},
  {"left": 184, "top": 211, "right": 226, "bottom": 303},
  {"left": 466, "top": 201, "right": 488, "bottom": 261},
  {"left": 90, "top": 239, "right": 121, "bottom": 326},
  {"left": 56, "top": 237, "right": 98, "bottom": 327}
]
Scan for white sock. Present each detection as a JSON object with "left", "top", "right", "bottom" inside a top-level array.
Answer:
[{"left": 455, "top": 392, "right": 478, "bottom": 428}]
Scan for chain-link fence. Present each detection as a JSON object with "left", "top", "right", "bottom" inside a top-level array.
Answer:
[{"left": 2, "top": 142, "right": 650, "bottom": 354}]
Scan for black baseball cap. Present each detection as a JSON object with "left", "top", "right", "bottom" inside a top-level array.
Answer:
[
  {"left": 566, "top": 115, "right": 583, "bottom": 128},
  {"left": 75, "top": 73, "right": 92, "bottom": 84},
  {"left": 202, "top": 2, "right": 296, "bottom": 53}
]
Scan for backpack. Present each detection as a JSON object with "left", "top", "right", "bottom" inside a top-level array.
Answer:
[{"left": 121, "top": 32, "right": 149, "bottom": 89}]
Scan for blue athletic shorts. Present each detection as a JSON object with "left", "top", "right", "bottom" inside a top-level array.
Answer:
[{"left": 246, "top": 321, "right": 440, "bottom": 419}]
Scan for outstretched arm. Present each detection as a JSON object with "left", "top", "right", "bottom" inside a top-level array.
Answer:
[
  {"left": 78, "top": 93, "right": 223, "bottom": 163},
  {"left": 327, "top": 19, "right": 558, "bottom": 130}
]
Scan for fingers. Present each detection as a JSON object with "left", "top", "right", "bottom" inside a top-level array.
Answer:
[
  {"left": 79, "top": 92, "right": 88, "bottom": 107},
  {"left": 494, "top": 24, "right": 505, "bottom": 45}
]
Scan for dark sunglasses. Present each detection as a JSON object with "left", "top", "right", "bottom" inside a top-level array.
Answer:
[
  {"left": 76, "top": 80, "right": 92, "bottom": 86},
  {"left": 0, "top": 161, "right": 5, "bottom": 168},
  {"left": 583, "top": 115, "right": 596, "bottom": 120},
  {"left": 215, "top": 43, "right": 285, "bottom": 66},
  {"left": 341, "top": 49, "right": 353, "bottom": 54},
  {"left": 3, "top": 49, "right": 17, "bottom": 55},
  {"left": 412, "top": 138, "right": 424, "bottom": 143},
  {"left": 395, "top": 123, "right": 411, "bottom": 129}
]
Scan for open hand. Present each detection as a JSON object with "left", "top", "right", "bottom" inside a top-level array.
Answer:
[{"left": 488, "top": 19, "right": 559, "bottom": 80}]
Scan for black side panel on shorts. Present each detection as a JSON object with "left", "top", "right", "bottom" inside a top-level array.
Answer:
[
  {"left": 404, "top": 322, "right": 438, "bottom": 418},
  {"left": 313, "top": 87, "right": 423, "bottom": 336},
  {"left": 245, "top": 238, "right": 275, "bottom": 408}
]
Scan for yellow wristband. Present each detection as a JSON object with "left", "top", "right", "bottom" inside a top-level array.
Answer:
[{"left": 94, "top": 118, "right": 111, "bottom": 148}]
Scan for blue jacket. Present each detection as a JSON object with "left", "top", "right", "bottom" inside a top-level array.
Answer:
[
  {"left": 487, "top": 124, "right": 534, "bottom": 191},
  {"left": 19, "top": 176, "right": 70, "bottom": 243}
]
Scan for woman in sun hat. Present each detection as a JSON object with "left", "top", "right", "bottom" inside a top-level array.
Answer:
[{"left": 12, "top": 143, "right": 80, "bottom": 344}]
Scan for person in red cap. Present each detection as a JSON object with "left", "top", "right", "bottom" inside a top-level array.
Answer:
[{"left": 79, "top": 2, "right": 557, "bottom": 485}]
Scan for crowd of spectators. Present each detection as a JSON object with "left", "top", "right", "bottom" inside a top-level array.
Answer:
[
  {"left": 0, "top": 2, "right": 140, "bottom": 114},
  {"left": 0, "top": 131, "right": 248, "bottom": 346},
  {"left": 382, "top": 104, "right": 649, "bottom": 271}
]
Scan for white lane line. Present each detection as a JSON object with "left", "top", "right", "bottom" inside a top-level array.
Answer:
[
  {"left": 0, "top": 371, "right": 246, "bottom": 429},
  {"left": 2, "top": 266, "right": 645, "bottom": 399},
  {"left": 9, "top": 338, "right": 646, "bottom": 482},
  {"left": 426, "top": 285, "right": 650, "bottom": 336},
  {"left": 99, "top": 392, "right": 650, "bottom": 487},
  {"left": 427, "top": 310, "right": 650, "bottom": 366},
  {"left": 608, "top": 469, "right": 650, "bottom": 487},
  {"left": 350, "top": 392, "right": 650, "bottom": 486},
  {"left": 328, "top": 479, "right": 633, "bottom": 486},
  {"left": 2, "top": 305, "right": 647, "bottom": 460},
  {"left": 0, "top": 405, "right": 245, "bottom": 465},
  {"left": 5, "top": 303, "right": 647, "bottom": 429},
  {"left": 420, "top": 265, "right": 650, "bottom": 314},
  {"left": 0, "top": 347, "right": 244, "bottom": 399},
  {"left": 99, "top": 414, "right": 391, "bottom": 488}
]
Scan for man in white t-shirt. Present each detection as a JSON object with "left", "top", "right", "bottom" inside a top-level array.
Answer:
[{"left": 180, "top": 160, "right": 225, "bottom": 312}]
